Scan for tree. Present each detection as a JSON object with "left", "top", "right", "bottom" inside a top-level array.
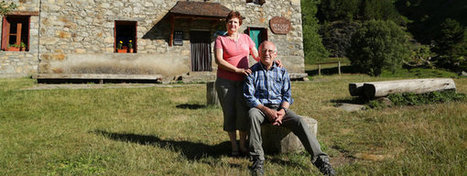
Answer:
[
  {"left": 432, "top": 19, "right": 466, "bottom": 72},
  {"left": 360, "top": 0, "right": 405, "bottom": 25},
  {"left": 301, "top": 0, "right": 329, "bottom": 63},
  {"left": 347, "top": 20, "right": 411, "bottom": 76},
  {"left": 433, "top": 19, "right": 465, "bottom": 56},
  {"left": 302, "top": 0, "right": 329, "bottom": 64},
  {"left": 0, "top": 1, "right": 16, "bottom": 16},
  {"left": 317, "top": 0, "right": 360, "bottom": 22}
]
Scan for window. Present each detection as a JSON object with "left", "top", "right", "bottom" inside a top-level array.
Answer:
[
  {"left": 114, "top": 21, "right": 137, "bottom": 53},
  {"left": 246, "top": 0, "right": 265, "bottom": 5},
  {"left": 2, "top": 15, "right": 30, "bottom": 51},
  {"left": 246, "top": 27, "right": 268, "bottom": 49}
]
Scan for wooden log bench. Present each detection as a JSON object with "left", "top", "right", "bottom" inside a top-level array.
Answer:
[
  {"left": 349, "top": 78, "right": 456, "bottom": 98},
  {"left": 262, "top": 116, "right": 318, "bottom": 154},
  {"left": 33, "top": 74, "right": 163, "bottom": 84}
]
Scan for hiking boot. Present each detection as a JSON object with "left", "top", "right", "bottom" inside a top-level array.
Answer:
[
  {"left": 249, "top": 157, "right": 264, "bottom": 176},
  {"left": 313, "top": 156, "right": 336, "bottom": 176}
]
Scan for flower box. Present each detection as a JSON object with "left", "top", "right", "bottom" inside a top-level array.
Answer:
[{"left": 6, "top": 47, "right": 20, "bottom": 51}]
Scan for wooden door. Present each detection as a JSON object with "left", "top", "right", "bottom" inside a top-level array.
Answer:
[{"left": 190, "top": 31, "right": 212, "bottom": 71}]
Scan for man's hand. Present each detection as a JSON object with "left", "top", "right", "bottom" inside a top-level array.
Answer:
[
  {"left": 259, "top": 106, "right": 277, "bottom": 122},
  {"left": 272, "top": 109, "right": 285, "bottom": 126}
]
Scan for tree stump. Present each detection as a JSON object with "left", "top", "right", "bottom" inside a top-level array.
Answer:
[
  {"left": 206, "top": 82, "right": 219, "bottom": 106},
  {"left": 261, "top": 116, "right": 318, "bottom": 154}
]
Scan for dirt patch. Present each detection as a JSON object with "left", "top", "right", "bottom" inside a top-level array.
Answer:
[{"left": 331, "top": 151, "right": 356, "bottom": 167}]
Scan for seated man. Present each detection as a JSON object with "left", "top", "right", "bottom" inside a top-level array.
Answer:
[{"left": 243, "top": 41, "right": 335, "bottom": 176}]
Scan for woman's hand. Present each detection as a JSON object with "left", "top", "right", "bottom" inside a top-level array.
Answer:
[
  {"left": 235, "top": 68, "right": 252, "bottom": 76},
  {"left": 275, "top": 59, "right": 283, "bottom": 68}
]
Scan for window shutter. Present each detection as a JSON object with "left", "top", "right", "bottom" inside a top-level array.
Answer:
[
  {"left": 259, "top": 0, "right": 265, "bottom": 5},
  {"left": 262, "top": 28, "right": 268, "bottom": 42},
  {"left": 246, "top": 0, "right": 253, "bottom": 3},
  {"left": 134, "top": 21, "right": 137, "bottom": 53},
  {"left": 1, "top": 17, "right": 10, "bottom": 50}
]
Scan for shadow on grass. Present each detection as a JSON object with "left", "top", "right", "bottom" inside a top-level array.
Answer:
[
  {"left": 93, "top": 130, "right": 308, "bottom": 169},
  {"left": 268, "top": 157, "right": 309, "bottom": 170},
  {"left": 93, "top": 130, "right": 230, "bottom": 160},
  {"left": 175, "top": 103, "right": 207, "bottom": 109},
  {"left": 330, "top": 97, "right": 368, "bottom": 105}
]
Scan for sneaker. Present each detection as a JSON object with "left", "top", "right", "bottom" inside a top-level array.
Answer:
[
  {"left": 249, "top": 157, "right": 264, "bottom": 176},
  {"left": 313, "top": 156, "right": 336, "bottom": 176}
]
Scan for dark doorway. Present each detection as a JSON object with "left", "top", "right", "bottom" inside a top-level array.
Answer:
[
  {"left": 190, "top": 31, "right": 212, "bottom": 72},
  {"left": 114, "top": 21, "right": 137, "bottom": 53}
]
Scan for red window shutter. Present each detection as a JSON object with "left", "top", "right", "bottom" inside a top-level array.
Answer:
[{"left": 2, "top": 17, "right": 10, "bottom": 50}]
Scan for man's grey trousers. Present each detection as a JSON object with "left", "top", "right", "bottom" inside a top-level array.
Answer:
[{"left": 248, "top": 106, "right": 328, "bottom": 162}]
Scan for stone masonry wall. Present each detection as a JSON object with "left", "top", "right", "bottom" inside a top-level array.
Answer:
[{"left": 1, "top": 0, "right": 304, "bottom": 79}]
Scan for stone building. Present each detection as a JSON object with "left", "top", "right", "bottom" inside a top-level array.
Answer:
[{"left": 1, "top": 0, "right": 306, "bottom": 82}]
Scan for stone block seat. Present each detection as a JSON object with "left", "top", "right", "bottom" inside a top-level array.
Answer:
[{"left": 261, "top": 116, "right": 318, "bottom": 154}]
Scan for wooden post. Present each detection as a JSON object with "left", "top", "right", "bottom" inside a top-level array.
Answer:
[
  {"left": 206, "top": 82, "right": 219, "bottom": 106},
  {"left": 338, "top": 61, "right": 341, "bottom": 75},
  {"left": 169, "top": 14, "right": 174, "bottom": 47},
  {"left": 318, "top": 64, "right": 321, "bottom": 76}
]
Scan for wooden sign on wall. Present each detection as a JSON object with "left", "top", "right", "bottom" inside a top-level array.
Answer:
[{"left": 269, "top": 16, "right": 291, "bottom": 35}]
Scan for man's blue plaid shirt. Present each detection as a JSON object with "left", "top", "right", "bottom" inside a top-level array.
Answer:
[{"left": 243, "top": 61, "right": 293, "bottom": 108}]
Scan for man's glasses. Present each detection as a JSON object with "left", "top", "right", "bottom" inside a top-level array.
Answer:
[{"left": 261, "top": 49, "right": 276, "bottom": 54}]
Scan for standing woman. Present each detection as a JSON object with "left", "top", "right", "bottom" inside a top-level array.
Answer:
[{"left": 214, "top": 11, "right": 260, "bottom": 156}]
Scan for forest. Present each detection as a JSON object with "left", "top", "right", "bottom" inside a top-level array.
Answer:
[{"left": 301, "top": 0, "right": 466, "bottom": 76}]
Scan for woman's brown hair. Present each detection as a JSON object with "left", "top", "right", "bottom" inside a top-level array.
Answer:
[{"left": 226, "top": 11, "right": 243, "bottom": 25}]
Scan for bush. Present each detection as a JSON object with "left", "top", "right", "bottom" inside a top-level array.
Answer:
[
  {"left": 387, "top": 90, "right": 466, "bottom": 106},
  {"left": 404, "top": 44, "right": 435, "bottom": 68},
  {"left": 320, "top": 21, "right": 361, "bottom": 57},
  {"left": 368, "top": 90, "right": 465, "bottom": 108},
  {"left": 347, "top": 20, "right": 411, "bottom": 76}
]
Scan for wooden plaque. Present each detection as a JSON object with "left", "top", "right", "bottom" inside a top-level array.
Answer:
[{"left": 269, "top": 16, "right": 291, "bottom": 35}]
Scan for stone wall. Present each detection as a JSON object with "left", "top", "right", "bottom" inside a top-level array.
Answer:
[{"left": 1, "top": 0, "right": 304, "bottom": 79}]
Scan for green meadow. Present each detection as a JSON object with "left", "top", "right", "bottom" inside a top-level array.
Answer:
[{"left": 0, "top": 71, "right": 465, "bottom": 175}]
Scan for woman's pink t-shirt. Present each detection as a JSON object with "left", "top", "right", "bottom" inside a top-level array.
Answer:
[{"left": 215, "top": 34, "right": 256, "bottom": 81}]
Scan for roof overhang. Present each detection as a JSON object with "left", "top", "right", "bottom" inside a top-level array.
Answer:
[
  {"left": 168, "top": 1, "right": 231, "bottom": 46},
  {"left": 169, "top": 1, "right": 231, "bottom": 19}
]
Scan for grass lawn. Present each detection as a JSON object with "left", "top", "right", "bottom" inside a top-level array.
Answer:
[{"left": 0, "top": 74, "right": 466, "bottom": 175}]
